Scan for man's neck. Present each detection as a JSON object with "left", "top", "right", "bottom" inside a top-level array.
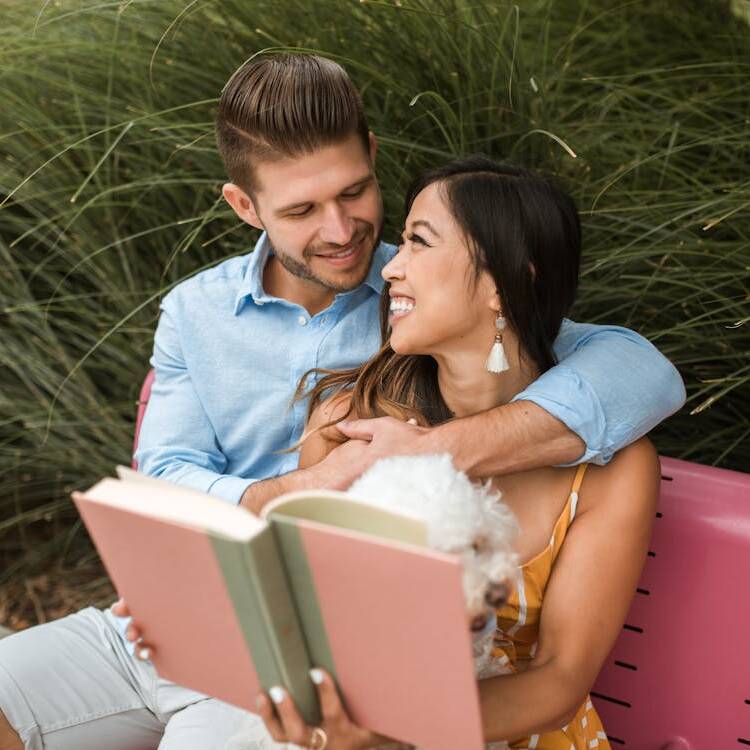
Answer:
[{"left": 262, "top": 255, "right": 335, "bottom": 315}]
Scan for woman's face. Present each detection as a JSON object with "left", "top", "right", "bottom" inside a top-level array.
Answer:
[{"left": 382, "top": 181, "right": 497, "bottom": 356}]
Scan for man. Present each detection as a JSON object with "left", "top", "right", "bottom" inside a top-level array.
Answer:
[{"left": 0, "top": 53, "right": 684, "bottom": 750}]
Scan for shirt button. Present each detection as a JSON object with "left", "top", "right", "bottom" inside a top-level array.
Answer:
[{"left": 298, "top": 315, "right": 308, "bottom": 326}]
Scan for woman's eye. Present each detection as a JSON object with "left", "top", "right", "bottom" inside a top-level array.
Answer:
[{"left": 408, "top": 233, "right": 429, "bottom": 246}]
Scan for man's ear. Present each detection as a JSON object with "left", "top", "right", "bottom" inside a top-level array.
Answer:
[
  {"left": 222, "top": 183, "right": 263, "bottom": 230},
  {"left": 368, "top": 131, "right": 378, "bottom": 165}
]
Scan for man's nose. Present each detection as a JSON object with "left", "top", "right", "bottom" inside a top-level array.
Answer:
[{"left": 319, "top": 204, "right": 355, "bottom": 246}]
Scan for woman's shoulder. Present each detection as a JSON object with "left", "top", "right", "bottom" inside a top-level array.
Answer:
[
  {"left": 580, "top": 438, "right": 661, "bottom": 519},
  {"left": 307, "top": 389, "right": 355, "bottom": 431}
]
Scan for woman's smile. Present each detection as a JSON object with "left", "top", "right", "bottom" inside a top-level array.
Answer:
[{"left": 388, "top": 295, "right": 416, "bottom": 322}]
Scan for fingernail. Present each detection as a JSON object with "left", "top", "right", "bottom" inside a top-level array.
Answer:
[
  {"left": 256, "top": 694, "right": 264, "bottom": 709},
  {"left": 309, "top": 668, "right": 324, "bottom": 685},
  {"left": 269, "top": 686, "right": 284, "bottom": 704},
  {"left": 338, "top": 420, "right": 349, "bottom": 428}
]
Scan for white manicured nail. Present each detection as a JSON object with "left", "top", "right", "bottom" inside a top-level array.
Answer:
[
  {"left": 269, "top": 686, "right": 285, "bottom": 704},
  {"left": 309, "top": 668, "right": 324, "bottom": 685}
]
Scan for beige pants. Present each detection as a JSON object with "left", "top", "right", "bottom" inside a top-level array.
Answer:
[{"left": 0, "top": 607, "right": 252, "bottom": 750}]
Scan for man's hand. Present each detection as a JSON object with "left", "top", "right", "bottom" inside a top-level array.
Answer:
[
  {"left": 313, "top": 418, "right": 430, "bottom": 490},
  {"left": 111, "top": 598, "right": 152, "bottom": 661}
]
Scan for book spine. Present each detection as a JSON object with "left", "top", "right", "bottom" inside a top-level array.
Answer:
[
  {"left": 269, "top": 517, "right": 338, "bottom": 684},
  {"left": 209, "top": 526, "right": 320, "bottom": 725}
]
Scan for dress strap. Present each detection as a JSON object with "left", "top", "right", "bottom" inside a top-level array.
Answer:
[{"left": 568, "top": 463, "right": 589, "bottom": 524}]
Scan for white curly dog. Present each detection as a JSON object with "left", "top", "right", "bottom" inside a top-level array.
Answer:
[{"left": 227, "top": 453, "right": 520, "bottom": 750}]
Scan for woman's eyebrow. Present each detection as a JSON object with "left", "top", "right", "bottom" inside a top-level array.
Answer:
[{"left": 409, "top": 219, "right": 441, "bottom": 238}]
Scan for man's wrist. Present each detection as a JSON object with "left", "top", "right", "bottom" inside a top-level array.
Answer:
[
  {"left": 239, "top": 464, "right": 326, "bottom": 515},
  {"left": 425, "top": 419, "right": 465, "bottom": 468}
]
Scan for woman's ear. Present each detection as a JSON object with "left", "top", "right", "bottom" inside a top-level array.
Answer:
[
  {"left": 489, "top": 290, "right": 502, "bottom": 314},
  {"left": 222, "top": 183, "right": 263, "bottom": 230}
]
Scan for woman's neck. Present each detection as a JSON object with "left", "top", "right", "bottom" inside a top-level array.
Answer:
[{"left": 432, "top": 334, "right": 539, "bottom": 418}]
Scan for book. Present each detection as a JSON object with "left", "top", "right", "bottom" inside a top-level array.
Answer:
[{"left": 73, "top": 467, "right": 487, "bottom": 750}]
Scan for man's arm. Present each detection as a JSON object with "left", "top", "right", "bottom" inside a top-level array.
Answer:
[
  {"left": 136, "top": 299, "right": 258, "bottom": 503},
  {"left": 338, "top": 321, "right": 685, "bottom": 478},
  {"left": 429, "top": 400, "right": 583, "bottom": 477},
  {"left": 238, "top": 437, "right": 370, "bottom": 514}
]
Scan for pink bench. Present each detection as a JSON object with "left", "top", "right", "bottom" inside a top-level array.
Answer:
[{"left": 132, "top": 370, "right": 750, "bottom": 748}]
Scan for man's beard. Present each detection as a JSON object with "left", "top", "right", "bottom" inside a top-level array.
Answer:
[{"left": 271, "top": 222, "right": 382, "bottom": 294}]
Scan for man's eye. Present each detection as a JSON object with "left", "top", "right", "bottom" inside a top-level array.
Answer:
[
  {"left": 341, "top": 186, "right": 366, "bottom": 200},
  {"left": 288, "top": 206, "right": 313, "bottom": 218}
]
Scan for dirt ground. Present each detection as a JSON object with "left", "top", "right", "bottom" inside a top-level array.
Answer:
[{"left": 0, "top": 558, "right": 115, "bottom": 632}]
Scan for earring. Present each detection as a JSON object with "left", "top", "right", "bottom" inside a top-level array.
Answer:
[{"left": 485, "top": 315, "right": 509, "bottom": 374}]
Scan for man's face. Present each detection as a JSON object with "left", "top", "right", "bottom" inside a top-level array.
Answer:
[{"left": 245, "top": 134, "right": 383, "bottom": 294}]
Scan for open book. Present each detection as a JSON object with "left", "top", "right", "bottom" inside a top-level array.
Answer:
[{"left": 73, "top": 468, "right": 486, "bottom": 750}]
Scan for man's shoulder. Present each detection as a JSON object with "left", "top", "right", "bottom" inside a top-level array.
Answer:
[
  {"left": 162, "top": 253, "right": 252, "bottom": 310},
  {"left": 378, "top": 240, "right": 397, "bottom": 260}
]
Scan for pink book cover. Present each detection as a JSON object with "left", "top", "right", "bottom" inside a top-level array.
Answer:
[
  {"left": 280, "top": 517, "right": 486, "bottom": 750},
  {"left": 74, "top": 497, "right": 263, "bottom": 711}
]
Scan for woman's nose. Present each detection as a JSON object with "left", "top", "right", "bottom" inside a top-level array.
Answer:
[{"left": 382, "top": 253, "right": 405, "bottom": 282}]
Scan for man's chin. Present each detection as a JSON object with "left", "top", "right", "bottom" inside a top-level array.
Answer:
[
  {"left": 310, "top": 240, "right": 376, "bottom": 292},
  {"left": 313, "top": 263, "right": 371, "bottom": 294}
]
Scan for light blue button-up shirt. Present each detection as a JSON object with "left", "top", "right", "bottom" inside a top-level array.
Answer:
[{"left": 135, "top": 233, "right": 685, "bottom": 504}]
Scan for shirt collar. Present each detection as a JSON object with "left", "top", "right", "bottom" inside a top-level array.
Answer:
[
  {"left": 233, "top": 233, "right": 273, "bottom": 315},
  {"left": 233, "top": 233, "right": 394, "bottom": 315}
]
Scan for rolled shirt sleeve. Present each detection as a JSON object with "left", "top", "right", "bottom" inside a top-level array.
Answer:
[
  {"left": 512, "top": 319, "right": 686, "bottom": 465},
  {"left": 133, "top": 298, "right": 256, "bottom": 504}
]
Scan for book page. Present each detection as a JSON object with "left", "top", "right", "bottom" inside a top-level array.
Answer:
[
  {"left": 262, "top": 490, "right": 428, "bottom": 547},
  {"left": 84, "top": 473, "right": 264, "bottom": 541}
]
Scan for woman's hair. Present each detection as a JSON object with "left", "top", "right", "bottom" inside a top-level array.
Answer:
[{"left": 295, "top": 155, "right": 581, "bottom": 438}]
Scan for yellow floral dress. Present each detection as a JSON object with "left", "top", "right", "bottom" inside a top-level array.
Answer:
[{"left": 491, "top": 463, "right": 611, "bottom": 750}]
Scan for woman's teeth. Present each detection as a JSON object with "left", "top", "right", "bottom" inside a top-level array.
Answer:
[{"left": 389, "top": 298, "right": 415, "bottom": 317}]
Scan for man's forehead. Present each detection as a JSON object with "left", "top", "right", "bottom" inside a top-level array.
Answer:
[{"left": 254, "top": 137, "right": 373, "bottom": 208}]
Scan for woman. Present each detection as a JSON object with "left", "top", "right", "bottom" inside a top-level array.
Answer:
[{"left": 252, "top": 156, "right": 660, "bottom": 749}]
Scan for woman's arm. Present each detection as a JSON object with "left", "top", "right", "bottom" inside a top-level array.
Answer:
[{"left": 480, "top": 438, "right": 661, "bottom": 742}]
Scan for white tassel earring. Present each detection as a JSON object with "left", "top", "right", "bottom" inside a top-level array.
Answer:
[{"left": 485, "top": 315, "right": 510, "bottom": 374}]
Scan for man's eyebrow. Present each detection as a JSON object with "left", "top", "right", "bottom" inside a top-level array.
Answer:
[
  {"left": 275, "top": 197, "right": 313, "bottom": 215},
  {"left": 275, "top": 175, "right": 374, "bottom": 215},
  {"left": 409, "top": 219, "right": 441, "bottom": 238}
]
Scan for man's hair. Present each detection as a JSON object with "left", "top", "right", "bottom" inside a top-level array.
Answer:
[{"left": 216, "top": 53, "right": 370, "bottom": 194}]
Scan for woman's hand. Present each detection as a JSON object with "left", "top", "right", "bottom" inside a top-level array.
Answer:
[{"left": 256, "top": 668, "right": 396, "bottom": 749}]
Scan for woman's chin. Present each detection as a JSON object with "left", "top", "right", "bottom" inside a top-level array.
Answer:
[
  {"left": 390, "top": 335, "right": 431, "bottom": 356},
  {"left": 390, "top": 335, "right": 415, "bottom": 355}
]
